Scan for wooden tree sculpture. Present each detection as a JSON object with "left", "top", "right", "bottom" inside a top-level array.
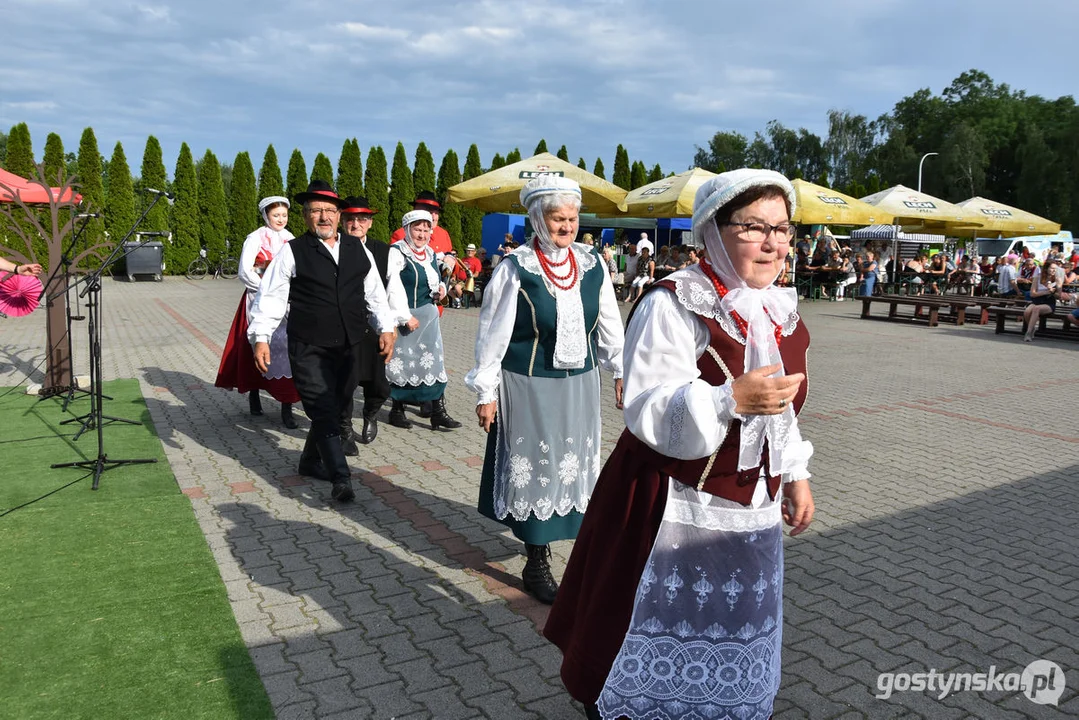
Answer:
[{"left": 0, "top": 165, "right": 113, "bottom": 395}]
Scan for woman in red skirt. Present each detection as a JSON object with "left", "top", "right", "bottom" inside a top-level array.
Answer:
[{"left": 215, "top": 196, "right": 301, "bottom": 427}]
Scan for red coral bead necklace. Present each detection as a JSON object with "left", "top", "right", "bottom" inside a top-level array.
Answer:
[{"left": 533, "top": 239, "right": 579, "bottom": 291}]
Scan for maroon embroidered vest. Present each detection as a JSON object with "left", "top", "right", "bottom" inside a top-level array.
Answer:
[{"left": 626, "top": 278, "right": 810, "bottom": 506}]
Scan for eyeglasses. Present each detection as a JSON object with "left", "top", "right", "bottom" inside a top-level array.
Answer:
[
  {"left": 305, "top": 207, "right": 340, "bottom": 217},
  {"left": 721, "top": 222, "right": 796, "bottom": 243}
]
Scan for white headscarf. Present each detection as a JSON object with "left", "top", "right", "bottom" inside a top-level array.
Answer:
[
  {"left": 255, "top": 196, "right": 293, "bottom": 260},
  {"left": 692, "top": 169, "right": 805, "bottom": 475},
  {"left": 521, "top": 175, "right": 587, "bottom": 370},
  {"left": 398, "top": 210, "right": 440, "bottom": 295}
]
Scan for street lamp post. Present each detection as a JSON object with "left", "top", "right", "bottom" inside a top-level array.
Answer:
[{"left": 917, "top": 152, "right": 938, "bottom": 193}]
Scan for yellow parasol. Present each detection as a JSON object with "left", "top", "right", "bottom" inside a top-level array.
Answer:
[
  {"left": 447, "top": 153, "right": 627, "bottom": 215},
  {"left": 955, "top": 197, "right": 1061, "bottom": 237},
  {"left": 859, "top": 185, "right": 983, "bottom": 233},
  {"left": 790, "top": 179, "right": 893, "bottom": 225},
  {"left": 618, "top": 167, "right": 715, "bottom": 217}
]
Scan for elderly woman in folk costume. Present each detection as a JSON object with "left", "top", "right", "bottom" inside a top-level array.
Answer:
[
  {"left": 215, "top": 195, "right": 301, "bottom": 428},
  {"left": 545, "top": 169, "right": 816, "bottom": 720},
  {"left": 465, "top": 175, "right": 625, "bottom": 605},
  {"left": 385, "top": 210, "right": 462, "bottom": 431}
]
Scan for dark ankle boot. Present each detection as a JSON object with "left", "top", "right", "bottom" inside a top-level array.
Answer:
[
  {"left": 417, "top": 401, "right": 433, "bottom": 418},
  {"left": 280, "top": 402, "right": 298, "bottom": 429},
  {"left": 248, "top": 390, "right": 263, "bottom": 416},
  {"left": 340, "top": 422, "right": 358, "bottom": 456},
  {"left": 359, "top": 410, "right": 379, "bottom": 444},
  {"left": 297, "top": 434, "right": 328, "bottom": 481},
  {"left": 388, "top": 400, "right": 412, "bottom": 429},
  {"left": 316, "top": 434, "right": 354, "bottom": 502},
  {"left": 522, "top": 543, "right": 558, "bottom": 605},
  {"left": 430, "top": 394, "right": 462, "bottom": 431}
]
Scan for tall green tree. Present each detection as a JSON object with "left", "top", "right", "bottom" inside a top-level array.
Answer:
[
  {"left": 823, "top": 110, "right": 874, "bottom": 189},
  {"left": 284, "top": 149, "right": 308, "bottom": 236},
  {"left": 693, "top": 130, "right": 748, "bottom": 173},
  {"left": 461, "top": 144, "right": 484, "bottom": 249},
  {"left": 365, "top": 146, "right": 390, "bottom": 242},
  {"left": 388, "top": 142, "right": 414, "bottom": 225},
  {"left": 647, "top": 163, "right": 664, "bottom": 183},
  {"left": 228, "top": 151, "right": 259, "bottom": 241},
  {"left": 593, "top": 157, "right": 605, "bottom": 179},
  {"left": 5, "top": 123, "right": 34, "bottom": 177},
  {"left": 140, "top": 136, "right": 169, "bottom": 232},
  {"left": 170, "top": 143, "right": 200, "bottom": 271},
  {"left": 577, "top": 157, "right": 587, "bottom": 170},
  {"left": 311, "top": 152, "right": 334, "bottom": 186},
  {"left": 197, "top": 149, "right": 228, "bottom": 262},
  {"left": 506, "top": 148, "right": 522, "bottom": 164},
  {"left": 77, "top": 128, "right": 106, "bottom": 251},
  {"left": 630, "top": 161, "right": 647, "bottom": 189},
  {"left": 0, "top": 128, "right": 7, "bottom": 167},
  {"left": 612, "top": 145, "right": 631, "bottom": 190},
  {"left": 412, "top": 142, "right": 436, "bottom": 194},
  {"left": 42, "top": 133, "right": 66, "bottom": 185},
  {"left": 556, "top": 145, "right": 569, "bottom": 161},
  {"left": 337, "top": 138, "right": 363, "bottom": 198},
  {"left": 105, "top": 141, "right": 135, "bottom": 246},
  {"left": 490, "top": 153, "right": 506, "bottom": 170},
  {"left": 941, "top": 121, "right": 988, "bottom": 199},
  {"left": 437, "top": 149, "right": 463, "bottom": 255},
  {"left": 534, "top": 139, "right": 548, "bottom": 155},
  {"left": 257, "top": 144, "right": 283, "bottom": 200}
]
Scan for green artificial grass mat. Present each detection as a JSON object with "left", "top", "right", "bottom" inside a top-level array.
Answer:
[{"left": 0, "top": 380, "right": 273, "bottom": 720}]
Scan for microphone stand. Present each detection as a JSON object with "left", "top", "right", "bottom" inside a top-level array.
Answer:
[{"left": 51, "top": 196, "right": 165, "bottom": 489}]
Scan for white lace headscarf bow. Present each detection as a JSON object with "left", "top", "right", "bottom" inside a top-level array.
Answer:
[
  {"left": 521, "top": 175, "right": 586, "bottom": 370},
  {"left": 693, "top": 169, "right": 807, "bottom": 475},
  {"left": 400, "top": 209, "right": 440, "bottom": 295}
]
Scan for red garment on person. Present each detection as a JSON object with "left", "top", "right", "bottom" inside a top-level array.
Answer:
[
  {"left": 390, "top": 225, "right": 453, "bottom": 256},
  {"left": 214, "top": 295, "right": 300, "bottom": 403},
  {"left": 543, "top": 279, "right": 810, "bottom": 705}
]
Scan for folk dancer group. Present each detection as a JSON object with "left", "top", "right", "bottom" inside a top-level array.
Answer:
[{"left": 224, "top": 169, "right": 817, "bottom": 719}]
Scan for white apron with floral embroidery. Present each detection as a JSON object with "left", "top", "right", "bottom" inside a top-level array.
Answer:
[
  {"left": 492, "top": 368, "right": 602, "bottom": 521},
  {"left": 597, "top": 477, "right": 784, "bottom": 720},
  {"left": 385, "top": 303, "right": 449, "bottom": 388}
]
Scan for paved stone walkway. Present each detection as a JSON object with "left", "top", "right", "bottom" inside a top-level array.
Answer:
[{"left": 2, "top": 277, "right": 1076, "bottom": 719}]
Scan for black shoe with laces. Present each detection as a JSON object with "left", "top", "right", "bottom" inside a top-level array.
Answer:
[{"left": 522, "top": 543, "right": 559, "bottom": 605}]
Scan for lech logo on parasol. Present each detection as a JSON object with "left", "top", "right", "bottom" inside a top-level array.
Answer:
[
  {"left": 903, "top": 200, "right": 937, "bottom": 210},
  {"left": 641, "top": 185, "right": 673, "bottom": 196},
  {"left": 518, "top": 168, "right": 565, "bottom": 179},
  {"left": 817, "top": 194, "right": 849, "bottom": 206},
  {"left": 980, "top": 208, "right": 1013, "bottom": 217}
]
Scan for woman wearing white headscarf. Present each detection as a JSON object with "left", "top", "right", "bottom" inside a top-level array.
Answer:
[
  {"left": 465, "top": 175, "right": 625, "bottom": 605},
  {"left": 385, "top": 210, "right": 461, "bottom": 431},
  {"left": 215, "top": 195, "right": 300, "bottom": 427},
  {"left": 545, "top": 169, "right": 815, "bottom": 720}
]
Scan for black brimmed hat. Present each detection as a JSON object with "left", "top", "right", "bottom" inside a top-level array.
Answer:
[
  {"left": 340, "top": 196, "right": 377, "bottom": 215},
  {"left": 294, "top": 180, "right": 347, "bottom": 208},
  {"left": 413, "top": 190, "right": 441, "bottom": 211}
]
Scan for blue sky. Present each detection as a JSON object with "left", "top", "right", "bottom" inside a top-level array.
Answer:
[{"left": 3, "top": 0, "right": 1077, "bottom": 180}]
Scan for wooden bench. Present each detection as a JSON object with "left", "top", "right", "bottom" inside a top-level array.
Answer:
[
  {"left": 987, "top": 305, "right": 1079, "bottom": 340},
  {"left": 936, "top": 294, "right": 1026, "bottom": 325},
  {"left": 860, "top": 295, "right": 980, "bottom": 327}
]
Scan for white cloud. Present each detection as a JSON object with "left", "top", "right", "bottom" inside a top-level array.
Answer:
[{"left": 339, "top": 22, "right": 408, "bottom": 41}]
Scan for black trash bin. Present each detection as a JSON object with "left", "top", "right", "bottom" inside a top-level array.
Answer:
[{"left": 122, "top": 241, "right": 164, "bottom": 281}]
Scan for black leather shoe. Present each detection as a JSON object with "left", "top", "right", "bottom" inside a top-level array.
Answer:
[
  {"left": 417, "top": 401, "right": 433, "bottom": 419},
  {"left": 280, "top": 403, "right": 298, "bottom": 429},
  {"left": 248, "top": 390, "right": 263, "bottom": 416},
  {"left": 316, "top": 435, "right": 354, "bottom": 503},
  {"left": 297, "top": 436, "right": 328, "bottom": 481},
  {"left": 388, "top": 400, "right": 412, "bottom": 429},
  {"left": 522, "top": 543, "right": 558, "bottom": 605},
  {"left": 360, "top": 415, "right": 378, "bottom": 444}
]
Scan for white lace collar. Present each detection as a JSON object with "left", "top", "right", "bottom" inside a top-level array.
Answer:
[{"left": 669, "top": 265, "right": 799, "bottom": 346}]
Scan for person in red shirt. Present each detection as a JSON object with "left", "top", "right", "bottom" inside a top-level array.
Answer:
[
  {"left": 390, "top": 191, "right": 453, "bottom": 256},
  {"left": 447, "top": 244, "right": 483, "bottom": 308}
]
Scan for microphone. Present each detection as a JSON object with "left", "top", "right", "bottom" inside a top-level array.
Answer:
[
  {"left": 75, "top": 212, "right": 103, "bottom": 219},
  {"left": 144, "top": 187, "right": 175, "bottom": 205}
]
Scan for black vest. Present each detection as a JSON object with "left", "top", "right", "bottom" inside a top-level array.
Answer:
[
  {"left": 363, "top": 236, "right": 391, "bottom": 288},
  {"left": 287, "top": 232, "right": 372, "bottom": 348}
]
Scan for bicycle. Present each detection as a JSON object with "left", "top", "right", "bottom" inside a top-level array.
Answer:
[{"left": 186, "top": 241, "right": 239, "bottom": 280}]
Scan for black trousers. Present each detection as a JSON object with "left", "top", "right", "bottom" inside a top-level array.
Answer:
[
  {"left": 340, "top": 333, "right": 390, "bottom": 429},
  {"left": 288, "top": 339, "right": 360, "bottom": 439}
]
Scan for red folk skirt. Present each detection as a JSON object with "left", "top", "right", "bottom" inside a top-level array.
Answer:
[{"left": 214, "top": 294, "right": 300, "bottom": 403}]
